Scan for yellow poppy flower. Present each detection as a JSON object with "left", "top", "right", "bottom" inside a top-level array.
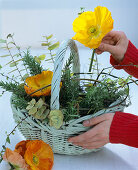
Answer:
[
  {"left": 72, "top": 6, "right": 114, "bottom": 49},
  {"left": 24, "top": 71, "right": 53, "bottom": 97},
  {"left": 24, "top": 140, "right": 54, "bottom": 170}
]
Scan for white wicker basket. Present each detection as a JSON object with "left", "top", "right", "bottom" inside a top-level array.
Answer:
[{"left": 11, "top": 39, "right": 126, "bottom": 155}]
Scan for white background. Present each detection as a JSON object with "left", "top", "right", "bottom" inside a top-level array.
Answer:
[
  {"left": 0, "top": 0, "right": 138, "bottom": 48},
  {"left": 0, "top": 0, "right": 138, "bottom": 169}
]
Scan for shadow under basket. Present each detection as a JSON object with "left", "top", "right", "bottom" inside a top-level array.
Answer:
[{"left": 11, "top": 95, "right": 126, "bottom": 155}]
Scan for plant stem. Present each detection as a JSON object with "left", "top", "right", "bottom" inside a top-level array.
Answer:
[
  {"left": 73, "top": 78, "right": 101, "bottom": 83},
  {"left": 25, "top": 84, "right": 51, "bottom": 97},
  {"left": 89, "top": 49, "right": 96, "bottom": 72},
  {"left": 46, "top": 39, "right": 54, "bottom": 63},
  {"left": 95, "top": 53, "right": 99, "bottom": 75},
  {"left": 0, "top": 116, "right": 28, "bottom": 163},
  {"left": 11, "top": 36, "right": 29, "bottom": 75},
  {"left": 0, "top": 73, "right": 19, "bottom": 84},
  {"left": 6, "top": 42, "right": 25, "bottom": 83}
]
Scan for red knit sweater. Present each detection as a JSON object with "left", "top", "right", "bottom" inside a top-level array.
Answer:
[{"left": 109, "top": 41, "right": 138, "bottom": 148}]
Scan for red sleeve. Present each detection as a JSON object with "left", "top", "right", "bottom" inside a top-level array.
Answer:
[
  {"left": 110, "top": 41, "right": 138, "bottom": 79},
  {"left": 109, "top": 111, "right": 138, "bottom": 148}
]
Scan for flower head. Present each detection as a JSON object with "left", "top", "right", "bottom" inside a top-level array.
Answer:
[
  {"left": 24, "top": 70, "right": 53, "bottom": 97},
  {"left": 3, "top": 148, "right": 29, "bottom": 170},
  {"left": 48, "top": 110, "right": 64, "bottom": 129},
  {"left": 14, "top": 140, "right": 31, "bottom": 157},
  {"left": 24, "top": 140, "right": 54, "bottom": 170},
  {"left": 72, "top": 6, "right": 114, "bottom": 49}
]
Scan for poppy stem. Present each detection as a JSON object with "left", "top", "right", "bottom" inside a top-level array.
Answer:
[{"left": 89, "top": 49, "right": 96, "bottom": 72}]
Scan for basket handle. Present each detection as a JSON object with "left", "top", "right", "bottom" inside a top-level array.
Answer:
[{"left": 50, "top": 39, "right": 80, "bottom": 110}]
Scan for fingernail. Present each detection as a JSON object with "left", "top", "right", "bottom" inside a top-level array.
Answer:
[{"left": 83, "top": 120, "right": 89, "bottom": 126}]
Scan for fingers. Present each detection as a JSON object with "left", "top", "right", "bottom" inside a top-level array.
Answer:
[
  {"left": 95, "top": 38, "right": 116, "bottom": 55},
  {"left": 68, "top": 131, "right": 108, "bottom": 149},
  {"left": 102, "top": 31, "right": 127, "bottom": 45},
  {"left": 95, "top": 49, "right": 103, "bottom": 55},
  {"left": 68, "top": 113, "right": 115, "bottom": 149},
  {"left": 103, "top": 30, "right": 120, "bottom": 39},
  {"left": 96, "top": 31, "right": 128, "bottom": 62},
  {"left": 72, "top": 134, "right": 100, "bottom": 145},
  {"left": 81, "top": 141, "right": 105, "bottom": 149},
  {"left": 74, "top": 141, "right": 106, "bottom": 149},
  {"left": 102, "top": 39, "right": 115, "bottom": 45},
  {"left": 68, "top": 127, "right": 97, "bottom": 143},
  {"left": 68, "top": 116, "right": 109, "bottom": 143},
  {"left": 83, "top": 114, "right": 107, "bottom": 127},
  {"left": 98, "top": 43, "right": 116, "bottom": 54}
]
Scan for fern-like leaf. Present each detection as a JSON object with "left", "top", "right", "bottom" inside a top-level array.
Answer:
[{"left": 23, "top": 50, "right": 43, "bottom": 76}]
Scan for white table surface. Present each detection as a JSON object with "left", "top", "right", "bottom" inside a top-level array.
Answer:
[{"left": 0, "top": 49, "right": 138, "bottom": 170}]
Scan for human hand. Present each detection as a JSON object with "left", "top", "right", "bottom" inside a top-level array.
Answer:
[
  {"left": 95, "top": 31, "right": 129, "bottom": 62},
  {"left": 68, "top": 113, "right": 115, "bottom": 149}
]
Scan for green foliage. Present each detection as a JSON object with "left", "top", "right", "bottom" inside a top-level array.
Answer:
[
  {"left": 6, "top": 136, "right": 10, "bottom": 144},
  {"left": 59, "top": 53, "right": 81, "bottom": 121},
  {"left": 48, "top": 110, "right": 64, "bottom": 129},
  {"left": 60, "top": 69, "right": 80, "bottom": 106},
  {"left": 9, "top": 163, "right": 15, "bottom": 170},
  {"left": 46, "top": 34, "right": 53, "bottom": 40},
  {"left": 63, "top": 53, "right": 74, "bottom": 70},
  {"left": 0, "top": 82, "right": 29, "bottom": 109},
  {"left": 0, "top": 81, "right": 26, "bottom": 97},
  {"left": 0, "top": 115, "right": 26, "bottom": 164},
  {"left": 118, "top": 76, "right": 131, "bottom": 87},
  {"left": 11, "top": 95, "right": 29, "bottom": 110},
  {"left": 48, "top": 42, "right": 60, "bottom": 50},
  {"left": 0, "top": 34, "right": 136, "bottom": 135},
  {"left": 0, "top": 39, "right": 6, "bottom": 43},
  {"left": 38, "top": 54, "right": 46, "bottom": 60},
  {"left": 23, "top": 50, "right": 43, "bottom": 76},
  {"left": 22, "top": 73, "right": 29, "bottom": 81},
  {"left": 26, "top": 98, "right": 50, "bottom": 120},
  {"left": 78, "top": 7, "right": 85, "bottom": 15},
  {"left": 7, "top": 34, "right": 13, "bottom": 39},
  {"left": 9, "top": 59, "right": 22, "bottom": 68},
  {"left": 41, "top": 34, "right": 60, "bottom": 63},
  {"left": 34, "top": 54, "right": 46, "bottom": 64},
  {"left": 0, "top": 54, "right": 10, "bottom": 58},
  {"left": 0, "top": 158, "right": 3, "bottom": 163},
  {"left": 79, "top": 79, "right": 127, "bottom": 115},
  {"left": 63, "top": 101, "right": 80, "bottom": 122},
  {"left": 10, "top": 62, "right": 18, "bottom": 67}
]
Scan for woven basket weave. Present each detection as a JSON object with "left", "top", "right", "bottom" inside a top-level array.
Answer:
[{"left": 11, "top": 39, "right": 126, "bottom": 155}]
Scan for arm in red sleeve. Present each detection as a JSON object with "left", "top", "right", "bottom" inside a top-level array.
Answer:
[
  {"left": 110, "top": 41, "right": 138, "bottom": 79},
  {"left": 109, "top": 111, "right": 138, "bottom": 148}
]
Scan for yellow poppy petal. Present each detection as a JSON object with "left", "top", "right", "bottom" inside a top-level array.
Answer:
[{"left": 72, "top": 6, "right": 114, "bottom": 49}]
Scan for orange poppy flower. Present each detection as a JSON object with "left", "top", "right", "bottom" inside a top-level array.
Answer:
[
  {"left": 24, "top": 140, "right": 54, "bottom": 170},
  {"left": 24, "top": 71, "right": 53, "bottom": 97},
  {"left": 3, "top": 148, "right": 29, "bottom": 170},
  {"left": 14, "top": 140, "right": 31, "bottom": 157}
]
